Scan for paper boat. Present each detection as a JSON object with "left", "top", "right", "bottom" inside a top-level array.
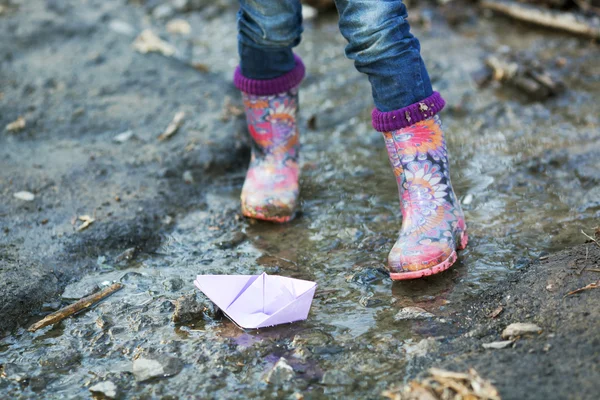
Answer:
[{"left": 194, "top": 272, "right": 317, "bottom": 329}]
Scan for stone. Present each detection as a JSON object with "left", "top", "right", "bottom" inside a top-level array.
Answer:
[
  {"left": 172, "top": 293, "right": 219, "bottom": 324},
  {"left": 264, "top": 357, "right": 295, "bottom": 385},
  {"left": 152, "top": 4, "right": 175, "bottom": 19},
  {"left": 482, "top": 340, "right": 514, "bottom": 349},
  {"left": 213, "top": 232, "right": 246, "bottom": 249},
  {"left": 501, "top": 323, "right": 542, "bottom": 339},
  {"left": 404, "top": 338, "right": 439, "bottom": 359},
  {"left": 394, "top": 307, "right": 435, "bottom": 321},
  {"left": 133, "top": 355, "right": 183, "bottom": 382},
  {"left": 163, "top": 277, "right": 185, "bottom": 292},
  {"left": 89, "top": 381, "right": 117, "bottom": 399},
  {"left": 62, "top": 279, "right": 100, "bottom": 300}
]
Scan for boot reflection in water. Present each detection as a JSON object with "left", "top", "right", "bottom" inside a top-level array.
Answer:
[{"left": 233, "top": 0, "right": 467, "bottom": 279}]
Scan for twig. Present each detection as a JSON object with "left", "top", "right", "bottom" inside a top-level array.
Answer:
[
  {"left": 564, "top": 281, "right": 600, "bottom": 297},
  {"left": 28, "top": 283, "right": 124, "bottom": 332},
  {"left": 581, "top": 229, "right": 600, "bottom": 249},
  {"left": 480, "top": 0, "right": 600, "bottom": 40}
]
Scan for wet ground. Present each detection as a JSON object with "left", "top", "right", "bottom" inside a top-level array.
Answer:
[{"left": 1, "top": 0, "right": 599, "bottom": 398}]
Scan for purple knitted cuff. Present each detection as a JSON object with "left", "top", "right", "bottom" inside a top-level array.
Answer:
[
  {"left": 371, "top": 92, "right": 446, "bottom": 132},
  {"left": 234, "top": 55, "right": 305, "bottom": 96}
]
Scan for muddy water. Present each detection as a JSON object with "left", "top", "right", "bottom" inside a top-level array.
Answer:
[{"left": 1, "top": 8, "right": 599, "bottom": 399}]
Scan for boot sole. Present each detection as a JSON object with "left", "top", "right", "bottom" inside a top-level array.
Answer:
[
  {"left": 389, "top": 230, "right": 469, "bottom": 281},
  {"left": 242, "top": 208, "right": 294, "bottom": 223}
]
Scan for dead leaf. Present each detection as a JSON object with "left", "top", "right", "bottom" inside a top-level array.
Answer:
[
  {"left": 158, "top": 111, "right": 185, "bottom": 141},
  {"left": 192, "top": 63, "right": 210, "bottom": 73},
  {"left": 6, "top": 116, "right": 26, "bottom": 132},
  {"left": 220, "top": 97, "right": 244, "bottom": 121},
  {"left": 383, "top": 368, "right": 501, "bottom": 400},
  {"left": 166, "top": 19, "right": 191, "bottom": 35},
  {"left": 77, "top": 215, "right": 95, "bottom": 231},
  {"left": 132, "top": 29, "right": 176, "bottom": 56},
  {"left": 565, "top": 281, "right": 600, "bottom": 297},
  {"left": 487, "top": 306, "right": 503, "bottom": 319}
]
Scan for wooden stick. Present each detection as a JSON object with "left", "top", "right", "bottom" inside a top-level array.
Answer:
[
  {"left": 28, "top": 283, "right": 123, "bottom": 332},
  {"left": 480, "top": 0, "right": 600, "bottom": 40}
]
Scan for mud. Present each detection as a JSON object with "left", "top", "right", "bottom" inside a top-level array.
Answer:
[{"left": 1, "top": 0, "right": 599, "bottom": 399}]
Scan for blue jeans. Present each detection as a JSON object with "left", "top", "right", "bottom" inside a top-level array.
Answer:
[{"left": 238, "top": 0, "right": 433, "bottom": 112}]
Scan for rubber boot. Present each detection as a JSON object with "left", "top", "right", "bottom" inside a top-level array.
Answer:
[
  {"left": 382, "top": 115, "right": 468, "bottom": 280},
  {"left": 234, "top": 56, "right": 305, "bottom": 223}
]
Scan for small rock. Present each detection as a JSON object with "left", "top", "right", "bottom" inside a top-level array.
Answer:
[
  {"left": 394, "top": 307, "right": 435, "bottom": 321},
  {"left": 114, "top": 247, "right": 137, "bottom": 264},
  {"left": 320, "top": 370, "right": 353, "bottom": 386},
  {"left": 264, "top": 357, "right": 295, "bottom": 385},
  {"left": 108, "top": 20, "right": 135, "bottom": 36},
  {"left": 133, "top": 355, "right": 183, "bottom": 382},
  {"left": 302, "top": 5, "right": 317, "bottom": 20},
  {"left": 113, "top": 130, "right": 135, "bottom": 143},
  {"left": 183, "top": 170, "right": 194, "bottom": 184},
  {"left": 404, "top": 338, "right": 438, "bottom": 359},
  {"left": 482, "top": 340, "right": 514, "bottom": 349},
  {"left": 213, "top": 232, "right": 246, "bottom": 249},
  {"left": 89, "top": 381, "right": 117, "bottom": 399},
  {"left": 502, "top": 322, "right": 542, "bottom": 339},
  {"left": 166, "top": 19, "right": 191, "bottom": 35},
  {"left": 152, "top": 4, "right": 175, "bottom": 19},
  {"left": 163, "top": 277, "right": 185, "bottom": 292},
  {"left": 1, "top": 363, "right": 28, "bottom": 382},
  {"left": 172, "top": 293, "right": 220, "bottom": 324},
  {"left": 13, "top": 191, "right": 35, "bottom": 201},
  {"left": 62, "top": 280, "right": 100, "bottom": 300}
]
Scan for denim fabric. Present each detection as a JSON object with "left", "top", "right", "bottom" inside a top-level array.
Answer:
[
  {"left": 237, "top": 0, "right": 433, "bottom": 112},
  {"left": 238, "top": 0, "right": 302, "bottom": 80}
]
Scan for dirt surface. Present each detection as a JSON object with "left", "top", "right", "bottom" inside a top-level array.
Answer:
[
  {"left": 1, "top": 0, "right": 599, "bottom": 398},
  {"left": 0, "top": 0, "right": 249, "bottom": 333},
  {"left": 403, "top": 242, "right": 600, "bottom": 400}
]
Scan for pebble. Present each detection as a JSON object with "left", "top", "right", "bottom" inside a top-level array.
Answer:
[
  {"left": 394, "top": 307, "right": 435, "bottom": 321},
  {"left": 482, "top": 340, "right": 514, "bottom": 349},
  {"left": 172, "top": 292, "right": 219, "bottom": 324},
  {"left": 502, "top": 322, "right": 542, "bottom": 339},
  {"left": 13, "top": 191, "right": 35, "bottom": 201},
  {"left": 264, "top": 357, "right": 295, "bottom": 385},
  {"left": 213, "top": 232, "right": 246, "bottom": 249},
  {"left": 133, "top": 355, "right": 183, "bottom": 382},
  {"left": 108, "top": 20, "right": 135, "bottom": 36},
  {"left": 89, "top": 381, "right": 117, "bottom": 399},
  {"left": 62, "top": 279, "right": 100, "bottom": 300},
  {"left": 152, "top": 4, "right": 175, "bottom": 19},
  {"left": 113, "top": 130, "right": 135, "bottom": 143}
]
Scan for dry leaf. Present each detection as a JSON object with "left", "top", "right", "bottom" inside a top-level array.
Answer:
[
  {"left": 166, "top": 19, "right": 191, "bottom": 35},
  {"left": 158, "top": 111, "right": 185, "bottom": 141},
  {"left": 77, "top": 215, "right": 95, "bottom": 231},
  {"left": 192, "top": 63, "right": 210, "bottom": 73},
  {"left": 487, "top": 306, "right": 503, "bottom": 319},
  {"left": 383, "top": 368, "right": 500, "bottom": 400},
  {"left": 132, "top": 29, "right": 176, "bottom": 56},
  {"left": 6, "top": 116, "right": 26, "bottom": 132}
]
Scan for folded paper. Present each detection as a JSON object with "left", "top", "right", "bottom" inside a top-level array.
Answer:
[{"left": 194, "top": 272, "right": 317, "bottom": 329}]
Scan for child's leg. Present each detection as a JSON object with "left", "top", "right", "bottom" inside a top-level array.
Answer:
[
  {"left": 235, "top": 0, "right": 305, "bottom": 223},
  {"left": 335, "top": 0, "right": 467, "bottom": 279}
]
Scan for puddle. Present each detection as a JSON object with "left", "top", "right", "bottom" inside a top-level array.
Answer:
[{"left": 1, "top": 7, "right": 598, "bottom": 399}]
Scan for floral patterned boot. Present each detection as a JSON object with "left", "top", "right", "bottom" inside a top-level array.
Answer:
[
  {"left": 234, "top": 55, "right": 305, "bottom": 223},
  {"left": 380, "top": 113, "right": 468, "bottom": 280}
]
